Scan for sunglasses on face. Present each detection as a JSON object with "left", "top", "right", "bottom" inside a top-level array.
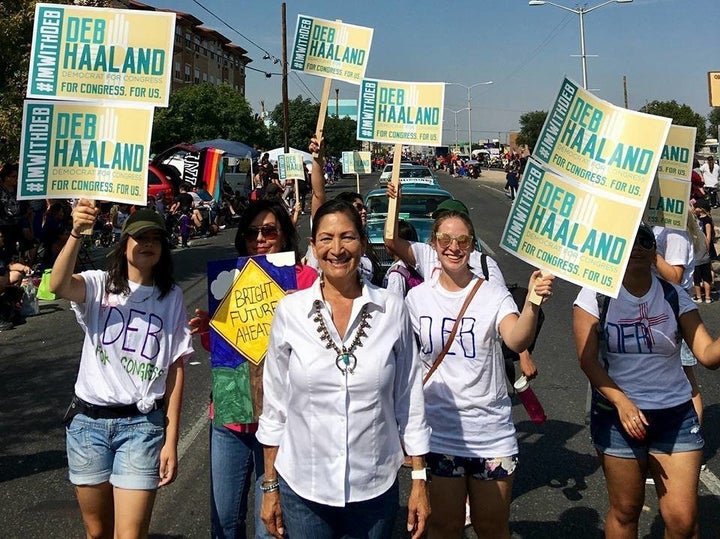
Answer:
[
  {"left": 434, "top": 232, "right": 473, "bottom": 250},
  {"left": 634, "top": 235, "right": 655, "bottom": 250},
  {"left": 243, "top": 225, "right": 279, "bottom": 241},
  {"left": 353, "top": 202, "right": 367, "bottom": 212}
]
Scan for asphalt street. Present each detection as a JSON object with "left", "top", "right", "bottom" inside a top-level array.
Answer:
[{"left": 1, "top": 168, "right": 720, "bottom": 538}]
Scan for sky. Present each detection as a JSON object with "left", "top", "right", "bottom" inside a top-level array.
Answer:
[{"left": 148, "top": 0, "right": 720, "bottom": 146}]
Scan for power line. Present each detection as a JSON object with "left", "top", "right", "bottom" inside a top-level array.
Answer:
[{"left": 189, "top": 0, "right": 275, "bottom": 59}]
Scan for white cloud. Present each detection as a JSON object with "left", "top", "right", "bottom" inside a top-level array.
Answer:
[
  {"left": 266, "top": 251, "right": 296, "bottom": 268},
  {"left": 210, "top": 269, "right": 240, "bottom": 300}
]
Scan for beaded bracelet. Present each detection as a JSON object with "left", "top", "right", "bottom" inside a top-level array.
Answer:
[{"left": 70, "top": 232, "right": 82, "bottom": 239}]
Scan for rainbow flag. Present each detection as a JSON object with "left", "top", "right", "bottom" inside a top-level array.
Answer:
[{"left": 203, "top": 147, "right": 224, "bottom": 202}]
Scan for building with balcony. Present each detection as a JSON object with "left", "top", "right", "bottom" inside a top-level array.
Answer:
[{"left": 113, "top": 0, "right": 251, "bottom": 96}]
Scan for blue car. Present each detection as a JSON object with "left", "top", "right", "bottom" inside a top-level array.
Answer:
[{"left": 364, "top": 186, "right": 453, "bottom": 275}]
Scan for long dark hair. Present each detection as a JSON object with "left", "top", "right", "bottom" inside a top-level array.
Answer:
[
  {"left": 234, "top": 199, "right": 301, "bottom": 263},
  {"left": 106, "top": 234, "right": 175, "bottom": 299}
]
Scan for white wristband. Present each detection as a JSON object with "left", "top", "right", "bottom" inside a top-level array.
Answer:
[{"left": 411, "top": 469, "right": 427, "bottom": 481}]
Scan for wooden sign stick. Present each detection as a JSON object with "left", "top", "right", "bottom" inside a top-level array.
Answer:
[
  {"left": 355, "top": 172, "right": 360, "bottom": 193},
  {"left": 313, "top": 78, "right": 333, "bottom": 157},
  {"left": 383, "top": 143, "right": 403, "bottom": 240},
  {"left": 294, "top": 176, "right": 300, "bottom": 208},
  {"left": 526, "top": 270, "right": 553, "bottom": 305}
]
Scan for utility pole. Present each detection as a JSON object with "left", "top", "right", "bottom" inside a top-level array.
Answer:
[
  {"left": 623, "top": 75, "right": 628, "bottom": 108},
  {"left": 281, "top": 3, "right": 290, "bottom": 152}
]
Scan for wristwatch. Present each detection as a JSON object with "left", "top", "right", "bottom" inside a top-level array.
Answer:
[{"left": 410, "top": 468, "right": 427, "bottom": 481}]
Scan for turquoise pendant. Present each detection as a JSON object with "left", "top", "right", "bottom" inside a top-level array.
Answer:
[{"left": 335, "top": 352, "right": 357, "bottom": 374}]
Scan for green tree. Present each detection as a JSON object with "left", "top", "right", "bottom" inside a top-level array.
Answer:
[
  {"left": 516, "top": 110, "right": 548, "bottom": 152},
  {"left": 0, "top": 0, "right": 110, "bottom": 162},
  {"left": 268, "top": 96, "right": 319, "bottom": 151},
  {"left": 152, "top": 83, "right": 267, "bottom": 152},
  {"left": 267, "top": 96, "right": 359, "bottom": 155},
  {"left": 708, "top": 107, "right": 720, "bottom": 141},
  {"left": 323, "top": 115, "right": 360, "bottom": 157},
  {"left": 639, "top": 100, "right": 707, "bottom": 150}
]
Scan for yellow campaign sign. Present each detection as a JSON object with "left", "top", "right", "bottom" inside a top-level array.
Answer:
[
  {"left": 534, "top": 78, "right": 671, "bottom": 204},
  {"left": 209, "top": 256, "right": 290, "bottom": 366},
  {"left": 645, "top": 125, "right": 695, "bottom": 230},
  {"left": 645, "top": 177, "right": 691, "bottom": 230},
  {"left": 341, "top": 151, "right": 371, "bottom": 174},
  {"left": 28, "top": 3, "right": 175, "bottom": 106},
  {"left": 709, "top": 72, "right": 720, "bottom": 107},
  {"left": 291, "top": 15, "right": 373, "bottom": 84},
  {"left": 501, "top": 159, "right": 643, "bottom": 298},
  {"left": 357, "top": 79, "right": 445, "bottom": 146},
  {"left": 278, "top": 153, "right": 306, "bottom": 180},
  {"left": 18, "top": 100, "right": 153, "bottom": 205}
]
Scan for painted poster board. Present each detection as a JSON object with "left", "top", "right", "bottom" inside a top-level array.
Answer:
[
  {"left": 291, "top": 15, "right": 373, "bottom": 84},
  {"left": 28, "top": 3, "right": 175, "bottom": 106},
  {"left": 357, "top": 79, "right": 445, "bottom": 146},
  {"left": 207, "top": 252, "right": 297, "bottom": 425},
  {"left": 18, "top": 99, "right": 153, "bottom": 205}
]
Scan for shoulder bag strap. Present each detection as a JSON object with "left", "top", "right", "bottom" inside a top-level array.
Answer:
[{"left": 423, "top": 277, "right": 484, "bottom": 386}]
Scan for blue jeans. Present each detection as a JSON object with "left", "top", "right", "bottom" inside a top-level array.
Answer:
[
  {"left": 279, "top": 476, "right": 398, "bottom": 539},
  {"left": 210, "top": 425, "right": 272, "bottom": 539}
]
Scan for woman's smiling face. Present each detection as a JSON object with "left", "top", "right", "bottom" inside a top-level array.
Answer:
[
  {"left": 432, "top": 216, "right": 473, "bottom": 272},
  {"left": 311, "top": 210, "right": 365, "bottom": 283}
]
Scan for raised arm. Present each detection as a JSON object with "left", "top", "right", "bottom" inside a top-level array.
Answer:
[
  {"left": 382, "top": 182, "right": 417, "bottom": 267},
  {"left": 309, "top": 137, "right": 326, "bottom": 220},
  {"left": 49, "top": 199, "right": 98, "bottom": 303}
]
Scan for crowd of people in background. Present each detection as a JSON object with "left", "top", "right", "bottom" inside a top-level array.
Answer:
[{"left": 4, "top": 143, "right": 720, "bottom": 538}]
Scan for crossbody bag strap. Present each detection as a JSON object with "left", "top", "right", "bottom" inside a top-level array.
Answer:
[{"left": 423, "top": 277, "right": 484, "bottom": 386}]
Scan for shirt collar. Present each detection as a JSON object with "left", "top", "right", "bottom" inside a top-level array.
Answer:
[{"left": 305, "top": 277, "right": 387, "bottom": 317}]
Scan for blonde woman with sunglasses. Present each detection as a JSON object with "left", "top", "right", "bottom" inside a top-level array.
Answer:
[{"left": 404, "top": 210, "right": 553, "bottom": 538}]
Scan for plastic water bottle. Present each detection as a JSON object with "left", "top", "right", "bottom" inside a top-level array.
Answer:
[{"left": 514, "top": 376, "right": 547, "bottom": 424}]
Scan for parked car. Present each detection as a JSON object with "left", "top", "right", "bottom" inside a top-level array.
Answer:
[
  {"left": 364, "top": 186, "right": 453, "bottom": 276},
  {"left": 378, "top": 164, "right": 439, "bottom": 187},
  {"left": 146, "top": 144, "right": 195, "bottom": 204}
]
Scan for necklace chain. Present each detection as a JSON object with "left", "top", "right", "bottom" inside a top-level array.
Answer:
[{"left": 313, "top": 299, "right": 372, "bottom": 375}]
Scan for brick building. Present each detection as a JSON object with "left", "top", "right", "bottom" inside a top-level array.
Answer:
[{"left": 113, "top": 0, "right": 251, "bottom": 96}]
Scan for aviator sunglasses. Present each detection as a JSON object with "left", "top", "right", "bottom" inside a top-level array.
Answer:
[
  {"left": 434, "top": 232, "right": 473, "bottom": 250},
  {"left": 243, "top": 224, "right": 280, "bottom": 241}
]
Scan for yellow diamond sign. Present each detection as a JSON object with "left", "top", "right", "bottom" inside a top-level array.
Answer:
[{"left": 210, "top": 258, "right": 285, "bottom": 365}]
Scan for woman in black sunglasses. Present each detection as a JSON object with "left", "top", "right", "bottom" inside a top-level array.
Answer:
[{"left": 574, "top": 223, "right": 720, "bottom": 538}]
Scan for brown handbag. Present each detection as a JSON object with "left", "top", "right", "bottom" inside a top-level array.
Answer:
[{"left": 422, "top": 278, "right": 484, "bottom": 386}]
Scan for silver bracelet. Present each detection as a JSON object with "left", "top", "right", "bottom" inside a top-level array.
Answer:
[{"left": 260, "top": 481, "right": 279, "bottom": 493}]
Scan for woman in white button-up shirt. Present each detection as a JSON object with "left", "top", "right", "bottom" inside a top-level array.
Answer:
[{"left": 257, "top": 199, "right": 431, "bottom": 539}]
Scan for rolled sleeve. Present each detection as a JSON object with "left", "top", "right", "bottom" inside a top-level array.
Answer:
[{"left": 393, "top": 307, "right": 430, "bottom": 456}]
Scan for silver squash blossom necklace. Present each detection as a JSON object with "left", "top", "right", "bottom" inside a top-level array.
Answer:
[{"left": 313, "top": 299, "right": 372, "bottom": 375}]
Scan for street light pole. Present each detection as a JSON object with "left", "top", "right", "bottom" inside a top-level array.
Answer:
[
  {"left": 445, "top": 107, "right": 469, "bottom": 151},
  {"left": 448, "top": 81, "right": 493, "bottom": 155},
  {"left": 528, "top": 0, "right": 633, "bottom": 89}
]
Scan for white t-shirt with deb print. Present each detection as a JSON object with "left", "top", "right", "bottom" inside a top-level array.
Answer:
[
  {"left": 71, "top": 270, "right": 193, "bottom": 412},
  {"left": 406, "top": 275, "right": 519, "bottom": 458},
  {"left": 573, "top": 278, "right": 696, "bottom": 410}
]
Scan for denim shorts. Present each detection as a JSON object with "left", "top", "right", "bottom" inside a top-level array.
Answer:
[
  {"left": 590, "top": 394, "right": 703, "bottom": 459},
  {"left": 66, "top": 409, "right": 165, "bottom": 490},
  {"left": 426, "top": 452, "right": 518, "bottom": 480}
]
